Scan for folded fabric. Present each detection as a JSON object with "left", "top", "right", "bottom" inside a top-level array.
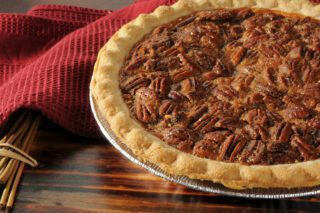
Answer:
[
  {"left": 0, "top": 0, "right": 318, "bottom": 137},
  {"left": 0, "top": 0, "right": 174, "bottom": 137}
]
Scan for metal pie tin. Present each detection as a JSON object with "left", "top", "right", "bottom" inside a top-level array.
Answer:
[{"left": 90, "top": 92, "right": 320, "bottom": 199}]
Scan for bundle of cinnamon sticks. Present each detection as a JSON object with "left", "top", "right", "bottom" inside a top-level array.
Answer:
[{"left": 0, "top": 111, "right": 40, "bottom": 209}]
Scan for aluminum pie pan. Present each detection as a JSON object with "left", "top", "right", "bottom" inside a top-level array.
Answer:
[{"left": 90, "top": 92, "right": 320, "bottom": 199}]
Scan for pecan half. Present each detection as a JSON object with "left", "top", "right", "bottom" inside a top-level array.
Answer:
[
  {"left": 250, "top": 142, "right": 267, "bottom": 164},
  {"left": 239, "top": 140, "right": 258, "bottom": 163},
  {"left": 213, "top": 86, "right": 238, "bottom": 101},
  {"left": 181, "top": 77, "right": 197, "bottom": 94},
  {"left": 279, "top": 60, "right": 303, "bottom": 85},
  {"left": 162, "top": 126, "right": 197, "bottom": 153},
  {"left": 200, "top": 33, "right": 223, "bottom": 49},
  {"left": 291, "top": 135, "right": 317, "bottom": 160},
  {"left": 230, "top": 46, "right": 247, "bottom": 66},
  {"left": 243, "top": 124, "right": 268, "bottom": 141},
  {"left": 216, "top": 116, "right": 242, "bottom": 130},
  {"left": 216, "top": 134, "right": 247, "bottom": 162},
  {"left": 176, "top": 16, "right": 196, "bottom": 28},
  {"left": 125, "top": 56, "right": 148, "bottom": 71},
  {"left": 263, "top": 67, "right": 277, "bottom": 85},
  {"left": 302, "top": 83, "right": 320, "bottom": 99},
  {"left": 243, "top": 109, "right": 269, "bottom": 126},
  {"left": 229, "top": 136, "right": 247, "bottom": 162},
  {"left": 246, "top": 93, "right": 264, "bottom": 106},
  {"left": 120, "top": 76, "right": 150, "bottom": 92},
  {"left": 170, "top": 69, "right": 194, "bottom": 82},
  {"left": 134, "top": 88, "right": 159, "bottom": 123},
  {"left": 271, "top": 31, "right": 293, "bottom": 44},
  {"left": 267, "top": 142, "right": 289, "bottom": 153},
  {"left": 260, "top": 43, "right": 287, "bottom": 58},
  {"left": 162, "top": 47, "right": 180, "bottom": 57},
  {"left": 239, "top": 139, "right": 267, "bottom": 164},
  {"left": 202, "top": 71, "right": 219, "bottom": 81},
  {"left": 149, "top": 77, "right": 170, "bottom": 97},
  {"left": 159, "top": 100, "right": 178, "bottom": 117},
  {"left": 283, "top": 102, "right": 311, "bottom": 120},
  {"left": 257, "top": 83, "right": 282, "bottom": 98},
  {"left": 192, "top": 114, "right": 218, "bottom": 133},
  {"left": 255, "top": 125, "right": 270, "bottom": 141},
  {"left": 202, "top": 59, "right": 230, "bottom": 80},
  {"left": 203, "top": 131, "right": 232, "bottom": 143},
  {"left": 234, "top": 8, "right": 254, "bottom": 21},
  {"left": 241, "top": 49, "right": 259, "bottom": 65},
  {"left": 193, "top": 140, "right": 219, "bottom": 159},
  {"left": 243, "top": 34, "right": 268, "bottom": 48},
  {"left": 168, "top": 90, "right": 188, "bottom": 102},
  {"left": 178, "top": 54, "right": 199, "bottom": 73},
  {"left": 272, "top": 122, "right": 292, "bottom": 143},
  {"left": 211, "top": 101, "right": 237, "bottom": 117},
  {"left": 217, "top": 134, "right": 235, "bottom": 161},
  {"left": 188, "top": 105, "right": 208, "bottom": 126}
]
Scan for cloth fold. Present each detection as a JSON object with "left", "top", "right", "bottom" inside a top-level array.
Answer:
[{"left": 0, "top": 0, "right": 318, "bottom": 137}]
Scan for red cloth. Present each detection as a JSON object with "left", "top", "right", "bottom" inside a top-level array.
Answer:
[
  {"left": 0, "top": 0, "right": 175, "bottom": 137},
  {"left": 0, "top": 0, "right": 317, "bottom": 137}
]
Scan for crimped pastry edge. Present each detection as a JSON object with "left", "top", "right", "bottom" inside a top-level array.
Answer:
[{"left": 91, "top": 0, "right": 320, "bottom": 189}]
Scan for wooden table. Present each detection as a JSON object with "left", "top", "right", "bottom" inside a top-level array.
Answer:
[{"left": 4, "top": 119, "right": 319, "bottom": 212}]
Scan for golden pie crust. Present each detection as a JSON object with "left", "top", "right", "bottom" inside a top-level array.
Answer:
[{"left": 91, "top": 0, "right": 320, "bottom": 189}]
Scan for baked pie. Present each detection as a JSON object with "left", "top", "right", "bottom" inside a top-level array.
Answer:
[{"left": 91, "top": 0, "right": 320, "bottom": 189}]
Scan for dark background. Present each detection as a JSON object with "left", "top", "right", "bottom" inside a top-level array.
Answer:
[{"left": 0, "top": 0, "right": 134, "bottom": 13}]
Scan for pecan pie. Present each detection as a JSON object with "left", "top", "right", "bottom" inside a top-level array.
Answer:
[{"left": 92, "top": 0, "right": 320, "bottom": 189}]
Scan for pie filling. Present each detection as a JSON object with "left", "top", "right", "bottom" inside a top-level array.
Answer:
[{"left": 119, "top": 8, "right": 320, "bottom": 165}]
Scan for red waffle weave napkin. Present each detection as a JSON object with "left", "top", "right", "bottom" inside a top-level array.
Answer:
[
  {"left": 0, "top": 0, "right": 317, "bottom": 137},
  {"left": 0, "top": 0, "right": 175, "bottom": 137}
]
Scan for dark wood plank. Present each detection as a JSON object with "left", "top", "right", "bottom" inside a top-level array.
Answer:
[{"left": 5, "top": 120, "right": 320, "bottom": 212}]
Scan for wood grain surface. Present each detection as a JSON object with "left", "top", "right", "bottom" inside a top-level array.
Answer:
[{"left": 5, "top": 119, "right": 320, "bottom": 212}]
